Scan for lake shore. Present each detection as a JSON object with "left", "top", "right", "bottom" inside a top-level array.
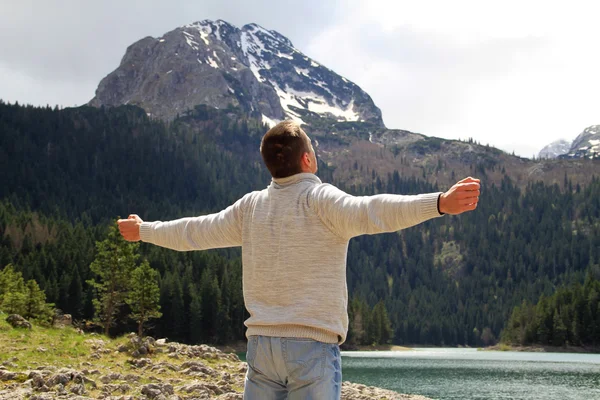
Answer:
[
  {"left": 351, "top": 344, "right": 413, "bottom": 351},
  {"left": 485, "top": 343, "right": 600, "bottom": 353},
  {"left": 217, "top": 341, "right": 415, "bottom": 353}
]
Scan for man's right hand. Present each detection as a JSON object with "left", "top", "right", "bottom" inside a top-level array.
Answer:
[{"left": 117, "top": 214, "right": 143, "bottom": 242}]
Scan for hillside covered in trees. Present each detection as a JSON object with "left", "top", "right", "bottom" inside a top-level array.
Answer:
[
  {"left": 1, "top": 101, "right": 599, "bottom": 348},
  {"left": 501, "top": 274, "right": 600, "bottom": 349}
]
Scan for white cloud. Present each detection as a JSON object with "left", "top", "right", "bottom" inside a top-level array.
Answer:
[{"left": 305, "top": 0, "right": 600, "bottom": 156}]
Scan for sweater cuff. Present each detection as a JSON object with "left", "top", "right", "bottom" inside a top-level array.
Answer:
[
  {"left": 139, "top": 222, "right": 154, "bottom": 243},
  {"left": 420, "top": 192, "right": 444, "bottom": 219}
]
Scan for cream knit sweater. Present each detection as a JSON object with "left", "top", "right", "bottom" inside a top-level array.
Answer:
[{"left": 140, "top": 173, "right": 443, "bottom": 344}]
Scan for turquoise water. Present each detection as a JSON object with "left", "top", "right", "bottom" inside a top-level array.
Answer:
[{"left": 341, "top": 348, "right": 600, "bottom": 400}]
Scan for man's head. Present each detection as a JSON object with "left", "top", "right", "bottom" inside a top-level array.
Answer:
[{"left": 260, "top": 120, "right": 317, "bottom": 178}]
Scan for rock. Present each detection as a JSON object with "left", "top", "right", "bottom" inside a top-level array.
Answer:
[
  {"left": 151, "top": 362, "right": 179, "bottom": 372},
  {"left": 29, "top": 395, "right": 55, "bottom": 400},
  {"left": 117, "top": 344, "right": 130, "bottom": 352},
  {"left": 56, "top": 383, "right": 67, "bottom": 396},
  {"left": 220, "top": 372, "right": 231, "bottom": 381},
  {"left": 104, "top": 396, "right": 135, "bottom": 400},
  {"left": 81, "top": 375, "right": 98, "bottom": 388},
  {"left": 204, "top": 383, "right": 224, "bottom": 395},
  {"left": 100, "top": 372, "right": 125, "bottom": 384},
  {"left": 119, "top": 383, "right": 132, "bottom": 393},
  {"left": 84, "top": 339, "right": 107, "bottom": 350},
  {"left": 179, "top": 361, "right": 217, "bottom": 378},
  {"left": 141, "top": 383, "right": 174, "bottom": 398},
  {"left": 216, "top": 393, "right": 243, "bottom": 400},
  {"left": 123, "top": 373, "right": 141, "bottom": 382},
  {"left": 102, "top": 383, "right": 120, "bottom": 394},
  {"left": 52, "top": 313, "right": 72, "bottom": 328},
  {"left": 341, "top": 381, "right": 431, "bottom": 400},
  {"left": 70, "top": 382, "right": 87, "bottom": 395},
  {"left": 127, "top": 358, "right": 152, "bottom": 368},
  {"left": 0, "top": 370, "right": 19, "bottom": 381},
  {"left": 28, "top": 371, "right": 45, "bottom": 388},
  {"left": 45, "top": 369, "right": 82, "bottom": 387},
  {"left": 5, "top": 314, "right": 32, "bottom": 329}
]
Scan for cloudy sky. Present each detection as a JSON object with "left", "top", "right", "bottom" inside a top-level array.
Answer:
[{"left": 1, "top": 0, "right": 598, "bottom": 157}]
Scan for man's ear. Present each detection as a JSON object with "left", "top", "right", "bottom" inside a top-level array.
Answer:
[{"left": 302, "top": 152, "right": 310, "bottom": 165}]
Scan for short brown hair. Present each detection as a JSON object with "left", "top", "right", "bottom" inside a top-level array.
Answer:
[{"left": 260, "top": 121, "right": 311, "bottom": 178}]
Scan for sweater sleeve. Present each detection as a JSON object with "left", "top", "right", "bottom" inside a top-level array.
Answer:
[
  {"left": 138, "top": 193, "right": 252, "bottom": 251},
  {"left": 311, "top": 184, "right": 443, "bottom": 240}
]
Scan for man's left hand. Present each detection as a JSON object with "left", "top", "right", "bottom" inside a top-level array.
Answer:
[{"left": 439, "top": 177, "right": 480, "bottom": 215}]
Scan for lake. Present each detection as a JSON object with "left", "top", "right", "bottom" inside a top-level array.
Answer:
[{"left": 341, "top": 348, "right": 600, "bottom": 400}]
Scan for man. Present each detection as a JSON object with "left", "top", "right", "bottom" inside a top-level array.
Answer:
[{"left": 118, "top": 120, "right": 480, "bottom": 399}]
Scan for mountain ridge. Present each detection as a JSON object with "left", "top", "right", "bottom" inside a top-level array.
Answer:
[{"left": 538, "top": 125, "right": 600, "bottom": 160}]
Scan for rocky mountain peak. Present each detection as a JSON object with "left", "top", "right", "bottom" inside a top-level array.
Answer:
[
  {"left": 563, "top": 125, "right": 600, "bottom": 160},
  {"left": 241, "top": 23, "right": 295, "bottom": 48},
  {"left": 88, "top": 19, "right": 383, "bottom": 127},
  {"left": 538, "top": 139, "right": 571, "bottom": 159}
]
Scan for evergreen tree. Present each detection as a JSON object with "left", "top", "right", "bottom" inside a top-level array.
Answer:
[
  {"left": 0, "top": 264, "right": 54, "bottom": 322},
  {"left": 24, "top": 279, "right": 54, "bottom": 324},
  {"left": 87, "top": 224, "right": 139, "bottom": 336},
  {"left": 371, "top": 301, "right": 393, "bottom": 345},
  {"left": 0, "top": 265, "right": 26, "bottom": 315},
  {"left": 126, "top": 260, "right": 162, "bottom": 336},
  {"left": 552, "top": 311, "right": 567, "bottom": 346},
  {"left": 188, "top": 284, "right": 203, "bottom": 344}
]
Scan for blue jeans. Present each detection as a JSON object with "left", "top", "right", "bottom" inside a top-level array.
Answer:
[{"left": 244, "top": 335, "right": 342, "bottom": 400}]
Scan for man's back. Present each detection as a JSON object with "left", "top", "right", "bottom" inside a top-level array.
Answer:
[{"left": 242, "top": 173, "right": 348, "bottom": 344}]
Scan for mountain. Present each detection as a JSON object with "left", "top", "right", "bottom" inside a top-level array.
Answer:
[
  {"left": 538, "top": 139, "right": 571, "bottom": 159},
  {"left": 89, "top": 20, "right": 383, "bottom": 126},
  {"left": 562, "top": 125, "right": 600, "bottom": 160},
  {"left": 88, "top": 19, "right": 600, "bottom": 192}
]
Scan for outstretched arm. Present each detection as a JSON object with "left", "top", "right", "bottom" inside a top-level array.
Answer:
[
  {"left": 117, "top": 194, "right": 252, "bottom": 251},
  {"left": 312, "top": 177, "right": 480, "bottom": 240}
]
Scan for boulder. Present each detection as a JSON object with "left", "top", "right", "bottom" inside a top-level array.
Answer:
[{"left": 5, "top": 314, "right": 32, "bottom": 329}]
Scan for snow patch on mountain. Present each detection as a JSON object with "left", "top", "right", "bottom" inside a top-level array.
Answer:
[
  {"left": 262, "top": 114, "right": 279, "bottom": 128},
  {"left": 295, "top": 67, "right": 310, "bottom": 77},
  {"left": 286, "top": 86, "right": 359, "bottom": 122},
  {"left": 207, "top": 56, "right": 219, "bottom": 69},
  {"left": 270, "top": 82, "right": 305, "bottom": 125},
  {"left": 240, "top": 30, "right": 269, "bottom": 82}
]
